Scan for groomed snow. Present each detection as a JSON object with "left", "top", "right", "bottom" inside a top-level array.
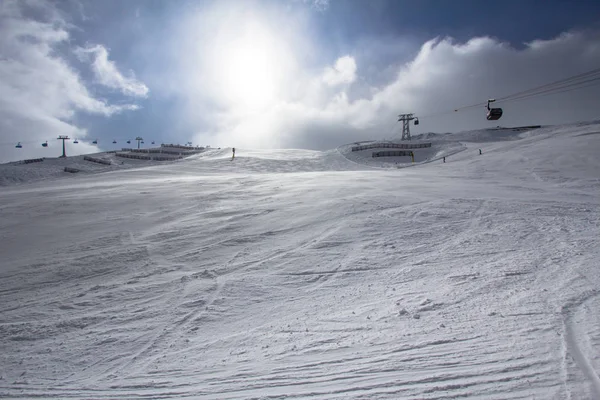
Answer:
[{"left": 0, "top": 123, "right": 599, "bottom": 399}]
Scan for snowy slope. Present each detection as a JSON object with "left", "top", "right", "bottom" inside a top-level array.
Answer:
[{"left": 0, "top": 123, "right": 599, "bottom": 399}]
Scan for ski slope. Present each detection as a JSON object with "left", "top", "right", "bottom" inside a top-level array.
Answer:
[{"left": 0, "top": 123, "right": 599, "bottom": 399}]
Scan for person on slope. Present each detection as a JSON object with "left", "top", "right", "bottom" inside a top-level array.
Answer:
[{"left": 232, "top": 147, "right": 236, "bottom": 160}]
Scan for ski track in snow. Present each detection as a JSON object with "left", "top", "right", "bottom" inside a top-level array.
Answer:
[{"left": 0, "top": 123, "right": 599, "bottom": 399}]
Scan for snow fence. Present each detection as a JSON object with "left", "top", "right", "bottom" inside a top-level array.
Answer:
[
  {"left": 84, "top": 156, "right": 112, "bottom": 165},
  {"left": 352, "top": 142, "right": 431, "bottom": 152},
  {"left": 372, "top": 150, "right": 414, "bottom": 158}
]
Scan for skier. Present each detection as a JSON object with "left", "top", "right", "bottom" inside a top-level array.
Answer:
[
  {"left": 479, "top": 149, "right": 482, "bottom": 155},
  {"left": 443, "top": 156, "right": 446, "bottom": 163},
  {"left": 232, "top": 147, "right": 236, "bottom": 160}
]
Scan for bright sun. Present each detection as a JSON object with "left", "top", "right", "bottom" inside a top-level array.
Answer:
[{"left": 210, "top": 19, "right": 289, "bottom": 112}]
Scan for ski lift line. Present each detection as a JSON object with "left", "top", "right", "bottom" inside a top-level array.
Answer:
[
  {"left": 1, "top": 138, "right": 162, "bottom": 146},
  {"left": 417, "top": 65, "right": 600, "bottom": 121},
  {"left": 418, "top": 101, "right": 484, "bottom": 119},
  {"left": 386, "top": 120, "right": 401, "bottom": 140},
  {"left": 0, "top": 139, "right": 48, "bottom": 146},
  {"left": 495, "top": 74, "right": 600, "bottom": 105},
  {"left": 2, "top": 139, "right": 163, "bottom": 151},
  {"left": 498, "top": 76, "right": 600, "bottom": 103},
  {"left": 497, "top": 67, "right": 600, "bottom": 102},
  {"left": 499, "top": 78, "right": 600, "bottom": 104}
]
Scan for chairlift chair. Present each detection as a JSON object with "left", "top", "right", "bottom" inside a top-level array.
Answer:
[
  {"left": 16, "top": 142, "right": 22, "bottom": 148},
  {"left": 92, "top": 139, "right": 98, "bottom": 144},
  {"left": 127, "top": 140, "right": 131, "bottom": 144},
  {"left": 151, "top": 141, "right": 155, "bottom": 144},
  {"left": 73, "top": 139, "right": 79, "bottom": 144},
  {"left": 112, "top": 140, "right": 117, "bottom": 144},
  {"left": 486, "top": 99, "right": 503, "bottom": 121},
  {"left": 41, "top": 141, "right": 48, "bottom": 147}
]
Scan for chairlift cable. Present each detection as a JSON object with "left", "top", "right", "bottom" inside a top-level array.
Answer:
[
  {"left": 416, "top": 66, "right": 600, "bottom": 121},
  {"left": 497, "top": 67, "right": 600, "bottom": 102},
  {"left": 500, "top": 76, "right": 600, "bottom": 103},
  {"left": 500, "top": 78, "right": 600, "bottom": 104}
]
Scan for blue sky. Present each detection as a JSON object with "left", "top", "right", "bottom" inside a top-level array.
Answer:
[
  {"left": 315, "top": 0, "right": 600, "bottom": 46},
  {"left": 1, "top": 0, "right": 600, "bottom": 162}
]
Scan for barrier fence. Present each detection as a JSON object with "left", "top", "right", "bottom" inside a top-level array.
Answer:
[
  {"left": 84, "top": 156, "right": 112, "bottom": 165},
  {"left": 372, "top": 151, "right": 413, "bottom": 158},
  {"left": 352, "top": 142, "right": 431, "bottom": 152},
  {"left": 115, "top": 152, "right": 183, "bottom": 161},
  {"left": 127, "top": 147, "right": 205, "bottom": 156},
  {"left": 161, "top": 144, "right": 205, "bottom": 151},
  {"left": 23, "top": 158, "right": 44, "bottom": 164}
]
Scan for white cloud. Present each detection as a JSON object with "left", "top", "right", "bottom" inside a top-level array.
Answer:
[
  {"left": 293, "top": 0, "right": 330, "bottom": 12},
  {"left": 0, "top": 0, "right": 144, "bottom": 162},
  {"left": 308, "top": 0, "right": 330, "bottom": 12},
  {"left": 75, "top": 45, "right": 149, "bottom": 98},
  {"left": 322, "top": 55, "right": 357, "bottom": 86}
]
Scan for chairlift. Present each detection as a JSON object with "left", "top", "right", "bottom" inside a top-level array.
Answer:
[
  {"left": 151, "top": 141, "right": 155, "bottom": 144},
  {"left": 73, "top": 138, "right": 79, "bottom": 144},
  {"left": 92, "top": 139, "right": 98, "bottom": 144},
  {"left": 486, "top": 99, "right": 503, "bottom": 121},
  {"left": 127, "top": 140, "right": 131, "bottom": 144},
  {"left": 41, "top": 141, "right": 48, "bottom": 147},
  {"left": 414, "top": 118, "right": 420, "bottom": 126},
  {"left": 16, "top": 142, "right": 22, "bottom": 148},
  {"left": 112, "top": 139, "right": 117, "bottom": 144}
]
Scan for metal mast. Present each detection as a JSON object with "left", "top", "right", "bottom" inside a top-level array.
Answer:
[
  {"left": 57, "top": 135, "right": 70, "bottom": 158},
  {"left": 398, "top": 113, "right": 415, "bottom": 141}
]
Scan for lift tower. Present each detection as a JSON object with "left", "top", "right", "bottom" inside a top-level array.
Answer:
[
  {"left": 398, "top": 113, "right": 416, "bottom": 141},
  {"left": 57, "top": 135, "right": 70, "bottom": 158},
  {"left": 135, "top": 136, "right": 144, "bottom": 149}
]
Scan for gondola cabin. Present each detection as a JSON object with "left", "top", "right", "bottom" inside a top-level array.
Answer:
[
  {"left": 486, "top": 99, "right": 503, "bottom": 121},
  {"left": 414, "top": 118, "right": 420, "bottom": 126},
  {"left": 487, "top": 108, "right": 503, "bottom": 120}
]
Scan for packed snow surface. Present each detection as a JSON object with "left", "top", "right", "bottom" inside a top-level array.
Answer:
[{"left": 1, "top": 123, "right": 599, "bottom": 399}]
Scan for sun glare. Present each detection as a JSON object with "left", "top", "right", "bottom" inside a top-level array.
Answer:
[{"left": 210, "top": 19, "right": 290, "bottom": 112}]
